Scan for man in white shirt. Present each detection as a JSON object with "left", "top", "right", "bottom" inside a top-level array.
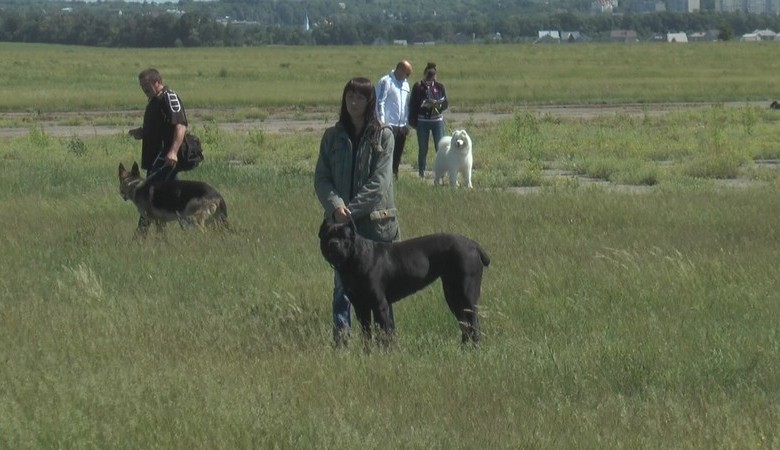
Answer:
[{"left": 376, "top": 60, "right": 413, "bottom": 179}]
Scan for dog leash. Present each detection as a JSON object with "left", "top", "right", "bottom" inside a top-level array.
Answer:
[
  {"left": 346, "top": 209, "right": 358, "bottom": 230},
  {"left": 145, "top": 153, "right": 180, "bottom": 183}
]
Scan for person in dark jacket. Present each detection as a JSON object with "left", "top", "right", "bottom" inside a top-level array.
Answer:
[
  {"left": 409, "top": 62, "right": 448, "bottom": 178},
  {"left": 128, "top": 68, "right": 189, "bottom": 235},
  {"left": 314, "top": 77, "right": 400, "bottom": 346}
]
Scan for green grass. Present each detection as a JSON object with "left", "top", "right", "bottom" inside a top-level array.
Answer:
[
  {"left": 466, "top": 104, "right": 780, "bottom": 187},
  {"left": 3, "top": 42, "right": 780, "bottom": 448},
  {"left": 3, "top": 42, "right": 780, "bottom": 112}
]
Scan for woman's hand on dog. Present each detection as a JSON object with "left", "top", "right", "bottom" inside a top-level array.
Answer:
[{"left": 334, "top": 206, "right": 351, "bottom": 223}]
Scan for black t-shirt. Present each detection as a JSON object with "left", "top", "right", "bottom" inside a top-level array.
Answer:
[{"left": 141, "top": 87, "right": 188, "bottom": 170}]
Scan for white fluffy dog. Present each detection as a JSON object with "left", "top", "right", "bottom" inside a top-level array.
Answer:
[{"left": 434, "top": 129, "right": 473, "bottom": 188}]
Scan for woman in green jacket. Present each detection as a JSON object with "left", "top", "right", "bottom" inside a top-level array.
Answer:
[{"left": 314, "top": 77, "right": 400, "bottom": 346}]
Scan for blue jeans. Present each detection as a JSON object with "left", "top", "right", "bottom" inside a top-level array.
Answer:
[
  {"left": 332, "top": 270, "right": 394, "bottom": 346},
  {"left": 416, "top": 119, "right": 445, "bottom": 176},
  {"left": 332, "top": 271, "right": 352, "bottom": 344}
]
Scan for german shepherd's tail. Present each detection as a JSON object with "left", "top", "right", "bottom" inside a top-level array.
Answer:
[
  {"left": 193, "top": 196, "right": 229, "bottom": 231},
  {"left": 211, "top": 197, "right": 229, "bottom": 230}
]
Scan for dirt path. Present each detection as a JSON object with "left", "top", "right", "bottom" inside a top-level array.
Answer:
[{"left": 0, "top": 101, "right": 768, "bottom": 138}]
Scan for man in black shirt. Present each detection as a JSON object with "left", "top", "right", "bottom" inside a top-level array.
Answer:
[{"left": 128, "top": 68, "right": 189, "bottom": 234}]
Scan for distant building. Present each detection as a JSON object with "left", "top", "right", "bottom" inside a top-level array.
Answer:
[
  {"left": 591, "top": 0, "right": 618, "bottom": 13},
  {"left": 668, "top": 0, "right": 700, "bottom": 11},
  {"left": 688, "top": 30, "right": 719, "bottom": 42},
  {"left": 611, "top": 30, "right": 639, "bottom": 42},
  {"left": 667, "top": 32, "right": 688, "bottom": 42},
  {"left": 738, "top": 29, "right": 776, "bottom": 41},
  {"left": 715, "top": 0, "right": 740, "bottom": 12},
  {"left": 534, "top": 30, "right": 560, "bottom": 44},
  {"left": 632, "top": 0, "right": 666, "bottom": 12},
  {"left": 561, "top": 31, "right": 589, "bottom": 43},
  {"left": 752, "top": 29, "right": 777, "bottom": 40},
  {"left": 717, "top": 0, "right": 780, "bottom": 13}
]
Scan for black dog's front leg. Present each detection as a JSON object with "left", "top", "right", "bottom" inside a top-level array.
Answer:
[
  {"left": 459, "top": 308, "right": 480, "bottom": 346},
  {"left": 372, "top": 299, "right": 395, "bottom": 346},
  {"left": 353, "top": 304, "right": 373, "bottom": 343}
]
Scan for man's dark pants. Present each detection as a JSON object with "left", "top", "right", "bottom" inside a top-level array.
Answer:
[{"left": 390, "top": 125, "right": 407, "bottom": 177}]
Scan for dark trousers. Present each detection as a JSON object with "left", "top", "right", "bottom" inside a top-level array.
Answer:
[{"left": 390, "top": 126, "right": 407, "bottom": 177}]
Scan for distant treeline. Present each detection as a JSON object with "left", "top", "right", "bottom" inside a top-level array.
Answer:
[{"left": 3, "top": 1, "right": 780, "bottom": 46}]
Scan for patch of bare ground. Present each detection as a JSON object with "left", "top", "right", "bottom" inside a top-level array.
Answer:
[
  {"left": 506, "top": 161, "right": 780, "bottom": 194},
  {"left": 506, "top": 169, "right": 656, "bottom": 195},
  {"left": 0, "top": 101, "right": 769, "bottom": 139},
  {"left": 2, "top": 102, "right": 776, "bottom": 192}
]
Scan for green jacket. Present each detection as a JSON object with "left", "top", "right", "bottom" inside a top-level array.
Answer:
[{"left": 314, "top": 122, "right": 399, "bottom": 242}]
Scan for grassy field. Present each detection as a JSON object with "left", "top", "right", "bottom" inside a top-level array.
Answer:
[
  {"left": 2, "top": 42, "right": 780, "bottom": 448},
  {"left": 3, "top": 41, "right": 780, "bottom": 112}
]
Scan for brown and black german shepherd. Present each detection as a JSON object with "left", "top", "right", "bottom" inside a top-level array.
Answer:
[{"left": 118, "top": 162, "right": 228, "bottom": 233}]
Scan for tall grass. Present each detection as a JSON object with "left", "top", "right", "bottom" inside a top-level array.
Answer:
[{"left": 2, "top": 104, "right": 780, "bottom": 447}]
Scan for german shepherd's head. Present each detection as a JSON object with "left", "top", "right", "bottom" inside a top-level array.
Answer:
[{"left": 118, "top": 162, "right": 143, "bottom": 201}]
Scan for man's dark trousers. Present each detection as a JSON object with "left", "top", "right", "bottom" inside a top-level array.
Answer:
[{"left": 390, "top": 125, "right": 407, "bottom": 177}]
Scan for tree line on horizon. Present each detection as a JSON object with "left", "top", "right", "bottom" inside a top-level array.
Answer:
[{"left": 3, "top": 0, "right": 780, "bottom": 46}]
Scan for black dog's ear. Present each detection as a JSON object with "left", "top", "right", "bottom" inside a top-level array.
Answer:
[
  {"left": 118, "top": 163, "right": 126, "bottom": 177},
  {"left": 131, "top": 162, "right": 140, "bottom": 176},
  {"left": 318, "top": 219, "right": 329, "bottom": 240}
]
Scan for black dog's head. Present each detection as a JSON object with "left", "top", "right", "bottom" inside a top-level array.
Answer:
[{"left": 318, "top": 220, "right": 358, "bottom": 267}]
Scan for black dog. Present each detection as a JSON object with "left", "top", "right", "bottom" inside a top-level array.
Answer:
[{"left": 318, "top": 220, "right": 490, "bottom": 344}]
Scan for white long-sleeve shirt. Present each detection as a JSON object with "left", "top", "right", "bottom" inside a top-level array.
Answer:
[{"left": 375, "top": 70, "right": 410, "bottom": 127}]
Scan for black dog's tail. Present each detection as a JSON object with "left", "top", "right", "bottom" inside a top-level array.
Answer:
[{"left": 477, "top": 245, "right": 490, "bottom": 267}]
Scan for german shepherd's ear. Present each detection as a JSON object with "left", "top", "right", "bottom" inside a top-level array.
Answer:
[
  {"left": 118, "top": 163, "right": 127, "bottom": 178},
  {"left": 131, "top": 162, "right": 141, "bottom": 176}
]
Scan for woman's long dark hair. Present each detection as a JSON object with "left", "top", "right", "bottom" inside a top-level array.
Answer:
[{"left": 339, "top": 77, "right": 382, "bottom": 145}]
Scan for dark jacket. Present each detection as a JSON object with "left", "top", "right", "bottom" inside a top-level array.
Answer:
[
  {"left": 140, "top": 87, "right": 188, "bottom": 170},
  {"left": 409, "top": 80, "right": 448, "bottom": 128}
]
